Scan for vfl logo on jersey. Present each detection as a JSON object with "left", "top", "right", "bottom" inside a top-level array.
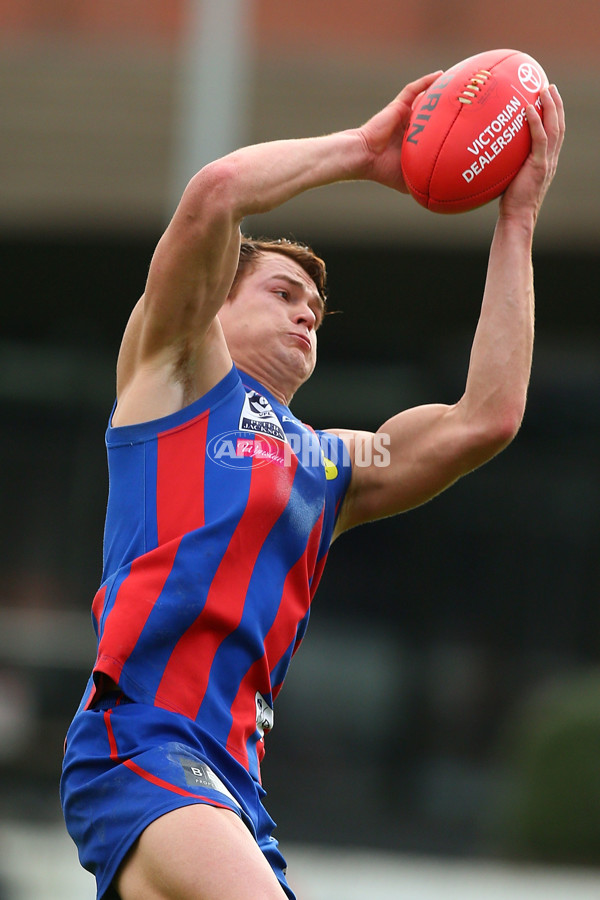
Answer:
[
  {"left": 239, "top": 390, "right": 287, "bottom": 442},
  {"left": 255, "top": 691, "right": 274, "bottom": 738}
]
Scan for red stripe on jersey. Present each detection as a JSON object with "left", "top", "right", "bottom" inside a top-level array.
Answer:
[
  {"left": 84, "top": 585, "right": 108, "bottom": 710},
  {"left": 155, "top": 451, "right": 298, "bottom": 721},
  {"left": 289, "top": 525, "right": 328, "bottom": 659},
  {"left": 94, "top": 539, "right": 181, "bottom": 686},
  {"left": 226, "top": 654, "right": 267, "bottom": 774},
  {"left": 309, "top": 549, "right": 328, "bottom": 603},
  {"left": 156, "top": 413, "right": 208, "bottom": 545},
  {"left": 91, "top": 584, "right": 106, "bottom": 632},
  {"left": 225, "top": 509, "right": 325, "bottom": 770}
]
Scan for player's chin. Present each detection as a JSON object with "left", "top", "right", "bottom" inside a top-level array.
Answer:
[
  {"left": 293, "top": 349, "right": 317, "bottom": 385},
  {"left": 288, "top": 337, "right": 316, "bottom": 365},
  {"left": 279, "top": 343, "right": 314, "bottom": 382}
]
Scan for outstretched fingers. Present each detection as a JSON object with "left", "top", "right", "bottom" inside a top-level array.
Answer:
[
  {"left": 530, "top": 85, "right": 565, "bottom": 191},
  {"left": 358, "top": 70, "right": 443, "bottom": 186},
  {"left": 394, "top": 70, "right": 444, "bottom": 112},
  {"left": 500, "top": 84, "right": 565, "bottom": 216},
  {"left": 524, "top": 97, "right": 547, "bottom": 167},
  {"left": 529, "top": 86, "right": 564, "bottom": 164},
  {"left": 544, "top": 84, "right": 566, "bottom": 172}
]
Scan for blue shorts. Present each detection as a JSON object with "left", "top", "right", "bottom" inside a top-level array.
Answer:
[{"left": 60, "top": 693, "right": 295, "bottom": 900}]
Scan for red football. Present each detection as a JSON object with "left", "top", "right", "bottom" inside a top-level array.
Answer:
[{"left": 401, "top": 49, "right": 548, "bottom": 213}]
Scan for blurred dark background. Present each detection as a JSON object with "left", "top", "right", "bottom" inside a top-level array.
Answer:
[{"left": 1, "top": 0, "right": 599, "bottom": 877}]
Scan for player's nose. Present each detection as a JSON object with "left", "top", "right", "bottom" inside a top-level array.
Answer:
[{"left": 294, "top": 302, "right": 317, "bottom": 329}]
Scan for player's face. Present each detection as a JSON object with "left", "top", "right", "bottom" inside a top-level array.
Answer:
[{"left": 219, "top": 252, "right": 324, "bottom": 396}]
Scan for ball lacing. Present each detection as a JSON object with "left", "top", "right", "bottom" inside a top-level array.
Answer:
[{"left": 458, "top": 70, "right": 492, "bottom": 104}]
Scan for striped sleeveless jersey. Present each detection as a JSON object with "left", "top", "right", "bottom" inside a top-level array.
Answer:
[{"left": 78, "top": 366, "right": 351, "bottom": 782}]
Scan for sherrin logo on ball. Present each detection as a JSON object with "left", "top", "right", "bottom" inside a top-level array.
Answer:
[{"left": 401, "top": 49, "right": 549, "bottom": 213}]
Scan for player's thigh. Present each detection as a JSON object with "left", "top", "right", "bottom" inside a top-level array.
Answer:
[{"left": 114, "top": 803, "right": 289, "bottom": 900}]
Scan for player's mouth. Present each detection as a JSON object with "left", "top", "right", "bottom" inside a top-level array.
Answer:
[{"left": 288, "top": 332, "right": 312, "bottom": 351}]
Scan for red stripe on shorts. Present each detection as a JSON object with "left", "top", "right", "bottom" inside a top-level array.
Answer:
[
  {"left": 123, "top": 759, "right": 232, "bottom": 806},
  {"left": 104, "top": 709, "right": 119, "bottom": 761},
  {"left": 103, "top": 708, "right": 234, "bottom": 808}
]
